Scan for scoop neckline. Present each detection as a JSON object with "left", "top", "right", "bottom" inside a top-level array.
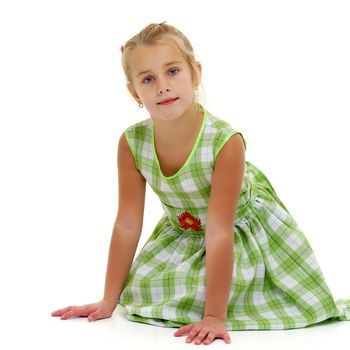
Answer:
[{"left": 151, "top": 107, "right": 208, "bottom": 180}]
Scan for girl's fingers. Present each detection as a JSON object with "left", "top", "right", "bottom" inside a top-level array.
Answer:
[
  {"left": 193, "top": 328, "right": 210, "bottom": 344},
  {"left": 60, "top": 306, "right": 95, "bottom": 319},
  {"left": 174, "top": 324, "right": 193, "bottom": 336},
  {"left": 61, "top": 310, "right": 84, "bottom": 320},
  {"left": 203, "top": 332, "right": 215, "bottom": 345},
  {"left": 88, "top": 311, "right": 99, "bottom": 322},
  {"left": 51, "top": 306, "right": 76, "bottom": 316},
  {"left": 186, "top": 328, "right": 200, "bottom": 342}
]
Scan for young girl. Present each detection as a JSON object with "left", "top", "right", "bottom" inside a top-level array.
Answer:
[{"left": 51, "top": 21, "right": 350, "bottom": 346}]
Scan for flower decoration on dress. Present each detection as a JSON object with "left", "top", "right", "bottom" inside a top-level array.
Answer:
[{"left": 177, "top": 211, "right": 202, "bottom": 232}]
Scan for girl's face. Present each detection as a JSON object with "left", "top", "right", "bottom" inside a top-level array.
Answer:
[{"left": 127, "top": 42, "right": 201, "bottom": 121}]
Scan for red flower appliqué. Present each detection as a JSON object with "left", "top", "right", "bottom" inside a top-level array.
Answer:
[{"left": 177, "top": 211, "right": 202, "bottom": 232}]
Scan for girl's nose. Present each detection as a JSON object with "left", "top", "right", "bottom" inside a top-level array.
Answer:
[
  {"left": 157, "top": 80, "right": 171, "bottom": 94},
  {"left": 158, "top": 87, "right": 171, "bottom": 94}
]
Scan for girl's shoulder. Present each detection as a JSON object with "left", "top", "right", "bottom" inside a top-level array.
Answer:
[
  {"left": 206, "top": 112, "right": 236, "bottom": 133},
  {"left": 122, "top": 118, "right": 152, "bottom": 167},
  {"left": 206, "top": 111, "right": 247, "bottom": 152},
  {"left": 124, "top": 117, "right": 152, "bottom": 133},
  {"left": 123, "top": 117, "right": 152, "bottom": 146}
]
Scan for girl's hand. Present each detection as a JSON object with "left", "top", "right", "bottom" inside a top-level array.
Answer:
[
  {"left": 173, "top": 315, "right": 231, "bottom": 345},
  {"left": 51, "top": 299, "right": 116, "bottom": 322}
]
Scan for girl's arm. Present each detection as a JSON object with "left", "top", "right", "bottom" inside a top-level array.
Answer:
[
  {"left": 103, "top": 133, "right": 146, "bottom": 307},
  {"left": 204, "top": 133, "right": 246, "bottom": 321}
]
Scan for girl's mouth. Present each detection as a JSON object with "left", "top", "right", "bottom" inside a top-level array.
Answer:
[{"left": 158, "top": 98, "right": 179, "bottom": 105}]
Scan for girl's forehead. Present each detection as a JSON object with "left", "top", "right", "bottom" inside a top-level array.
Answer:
[{"left": 130, "top": 43, "right": 186, "bottom": 75}]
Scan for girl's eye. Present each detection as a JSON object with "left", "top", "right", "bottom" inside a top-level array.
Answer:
[
  {"left": 169, "top": 68, "right": 179, "bottom": 76},
  {"left": 142, "top": 68, "right": 179, "bottom": 84},
  {"left": 143, "top": 76, "right": 153, "bottom": 84}
]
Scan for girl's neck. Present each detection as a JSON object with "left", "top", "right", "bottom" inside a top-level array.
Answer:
[{"left": 152, "top": 104, "right": 204, "bottom": 148}]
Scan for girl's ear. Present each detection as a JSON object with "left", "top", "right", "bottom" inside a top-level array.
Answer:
[
  {"left": 127, "top": 83, "right": 143, "bottom": 105},
  {"left": 193, "top": 61, "right": 202, "bottom": 88}
]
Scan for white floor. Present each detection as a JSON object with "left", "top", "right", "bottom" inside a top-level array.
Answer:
[{"left": 11, "top": 304, "right": 347, "bottom": 350}]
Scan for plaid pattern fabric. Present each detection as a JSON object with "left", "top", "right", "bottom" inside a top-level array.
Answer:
[{"left": 117, "top": 105, "right": 350, "bottom": 330}]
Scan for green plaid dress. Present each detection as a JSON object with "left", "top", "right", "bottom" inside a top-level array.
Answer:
[{"left": 118, "top": 105, "right": 350, "bottom": 330}]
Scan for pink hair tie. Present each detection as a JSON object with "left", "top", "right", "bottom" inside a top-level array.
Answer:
[{"left": 120, "top": 45, "right": 125, "bottom": 53}]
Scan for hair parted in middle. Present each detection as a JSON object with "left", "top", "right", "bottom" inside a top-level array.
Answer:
[{"left": 120, "top": 22, "right": 205, "bottom": 108}]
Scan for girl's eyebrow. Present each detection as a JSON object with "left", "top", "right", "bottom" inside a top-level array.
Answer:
[{"left": 136, "top": 61, "right": 183, "bottom": 77}]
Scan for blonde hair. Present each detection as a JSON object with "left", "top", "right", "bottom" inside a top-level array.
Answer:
[{"left": 121, "top": 22, "right": 205, "bottom": 108}]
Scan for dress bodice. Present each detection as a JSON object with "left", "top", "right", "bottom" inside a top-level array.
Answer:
[{"left": 124, "top": 105, "right": 254, "bottom": 234}]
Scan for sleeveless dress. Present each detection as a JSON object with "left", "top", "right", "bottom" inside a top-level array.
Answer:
[{"left": 117, "top": 105, "right": 350, "bottom": 330}]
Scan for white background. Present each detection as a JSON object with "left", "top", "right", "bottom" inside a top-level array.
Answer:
[{"left": 0, "top": 0, "right": 349, "bottom": 349}]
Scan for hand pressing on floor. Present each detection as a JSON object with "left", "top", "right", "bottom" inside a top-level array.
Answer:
[
  {"left": 51, "top": 299, "right": 116, "bottom": 322},
  {"left": 173, "top": 315, "right": 231, "bottom": 345}
]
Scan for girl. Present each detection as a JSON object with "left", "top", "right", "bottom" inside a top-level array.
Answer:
[{"left": 51, "top": 21, "right": 350, "bottom": 346}]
